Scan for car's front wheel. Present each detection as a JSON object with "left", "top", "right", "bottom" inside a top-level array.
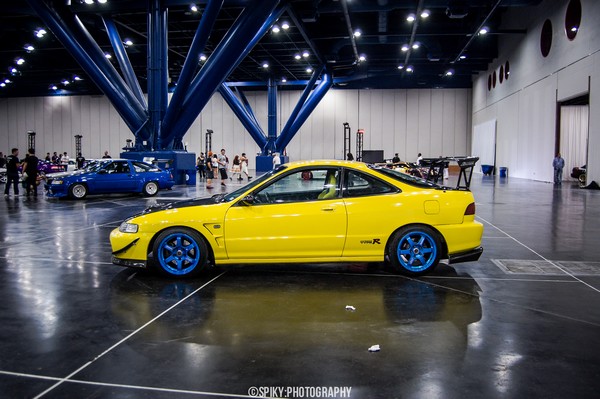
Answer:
[
  {"left": 152, "top": 228, "right": 208, "bottom": 277},
  {"left": 69, "top": 183, "right": 88, "bottom": 199},
  {"left": 143, "top": 181, "right": 159, "bottom": 196},
  {"left": 388, "top": 225, "right": 442, "bottom": 276}
]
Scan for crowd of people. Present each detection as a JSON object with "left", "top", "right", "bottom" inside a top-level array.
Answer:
[{"left": 196, "top": 149, "right": 252, "bottom": 189}]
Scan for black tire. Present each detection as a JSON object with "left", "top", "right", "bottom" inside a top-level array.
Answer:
[
  {"left": 388, "top": 225, "right": 442, "bottom": 276},
  {"left": 69, "top": 183, "right": 88, "bottom": 199},
  {"left": 151, "top": 228, "right": 208, "bottom": 278},
  {"left": 143, "top": 181, "right": 159, "bottom": 196}
]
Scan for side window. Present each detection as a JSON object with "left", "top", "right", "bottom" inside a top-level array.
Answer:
[
  {"left": 253, "top": 168, "right": 340, "bottom": 204},
  {"left": 115, "top": 162, "right": 130, "bottom": 174},
  {"left": 344, "top": 170, "right": 396, "bottom": 197},
  {"left": 132, "top": 161, "right": 158, "bottom": 173}
]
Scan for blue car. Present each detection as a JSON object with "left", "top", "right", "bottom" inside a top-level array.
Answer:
[{"left": 45, "top": 159, "right": 174, "bottom": 199}]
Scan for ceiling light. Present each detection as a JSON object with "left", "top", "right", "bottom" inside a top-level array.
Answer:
[
  {"left": 406, "top": 66, "right": 414, "bottom": 73},
  {"left": 262, "top": 62, "right": 269, "bottom": 68},
  {"left": 62, "top": 80, "right": 70, "bottom": 85},
  {"left": 16, "top": 58, "right": 25, "bottom": 65},
  {"left": 479, "top": 27, "right": 489, "bottom": 35},
  {"left": 459, "top": 55, "right": 467, "bottom": 60},
  {"left": 98, "top": 0, "right": 108, "bottom": 3},
  {"left": 302, "top": 51, "right": 310, "bottom": 58},
  {"left": 73, "top": 76, "right": 82, "bottom": 81},
  {"left": 397, "top": 65, "right": 404, "bottom": 70},
  {"left": 294, "top": 54, "right": 301, "bottom": 60},
  {"left": 124, "top": 39, "right": 133, "bottom": 46},
  {"left": 445, "top": 70, "right": 454, "bottom": 76},
  {"left": 5, "top": 79, "right": 11, "bottom": 84},
  {"left": 199, "top": 54, "right": 207, "bottom": 61},
  {"left": 281, "top": 77, "right": 287, "bottom": 83},
  {"left": 401, "top": 44, "right": 409, "bottom": 52},
  {"left": 306, "top": 67, "right": 313, "bottom": 73},
  {"left": 35, "top": 28, "right": 47, "bottom": 38},
  {"left": 190, "top": 4, "right": 198, "bottom": 12},
  {"left": 353, "top": 29, "right": 362, "bottom": 38},
  {"left": 84, "top": 0, "right": 94, "bottom": 4},
  {"left": 281, "top": 21, "right": 290, "bottom": 30},
  {"left": 0, "top": 83, "right": 5, "bottom": 88},
  {"left": 421, "top": 10, "right": 430, "bottom": 19},
  {"left": 358, "top": 54, "right": 366, "bottom": 62},
  {"left": 571, "top": 26, "right": 578, "bottom": 32},
  {"left": 412, "top": 42, "right": 420, "bottom": 50},
  {"left": 24, "top": 45, "right": 35, "bottom": 52},
  {"left": 407, "top": 13, "right": 416, "bottom": 22},
  {"left": 272, "top": 25, "right": 280, "bottom": 33},
  {"left": 50, "top": 85, "right": 58, "bottom": 90},
  {"left": 10, "top": 67, "right": 18, "bottom": 74}
]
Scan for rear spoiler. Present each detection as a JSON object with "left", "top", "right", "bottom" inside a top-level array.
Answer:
[{"left": 420, "top": 156, "right": 479, "bottom": 190}]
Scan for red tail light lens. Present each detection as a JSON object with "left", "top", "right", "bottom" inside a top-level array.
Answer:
[{"left": 465, "top": 202, "right": 476, "bottom": 215}]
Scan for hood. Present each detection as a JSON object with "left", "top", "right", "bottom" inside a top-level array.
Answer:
[
  {"left": 138, "top": 195, "right": 224, "bottom": 216},
  {"left": 46, "top": 170, "right": 85, "bottom": 179}
]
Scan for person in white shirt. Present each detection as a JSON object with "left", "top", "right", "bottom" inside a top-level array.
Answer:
[
  {"left": 60, "top": 152, "right": 70, "bottom": 171},
  {"left": 272, "top": 152, "right": 281, "bottom": 170}
]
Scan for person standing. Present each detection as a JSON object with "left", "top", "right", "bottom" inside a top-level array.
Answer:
[
  {"left": 4, "top": 148, "right": 20, "bottom": 197},
  {"left": 240, "top": 153, "right": 252, "bottom": 180},
  {"left": 102, "top": 150, "right": 111, "bottom": 159},
  {"left": 22, "top": 148, "right": 39, "bottom": 197},
  {"left": 272, "top": 152, "right": 281, "bottom": 170},
  {"left": 0, "top": 152, "right": 5, "bottom": 168},
  {"left": 217, "top": 148, "right": 228, "bottom": 186},
  {"left": 60, "top": 152, "right": 69, "bottom": 171},
  {"left": 197, "top": 152, "right": 206, "bottom": 179},
  {"left": 205, "top": 151, "right": 214, "bottom": 189},
  {"left": 231, "top": 155, "right": 242, "bottom": 181},
  {"left": 417, "top": 153, "right": 423, "bottom": 165},
  {"left": 553, "top": 152, "right": 565, "bottom": 185},
  {"left": 76, "top": 152, "right": 85, "bottom": 169},
  {"left": 45, "top": 152, "right": 51, "bottom": 162},
  {"left": 392, "top": 153, "right": 401, "bottom": 164}
]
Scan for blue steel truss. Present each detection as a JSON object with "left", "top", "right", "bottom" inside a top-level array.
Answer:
[{"left": 25, "top": 0, "right": 333, "bottom": 156}]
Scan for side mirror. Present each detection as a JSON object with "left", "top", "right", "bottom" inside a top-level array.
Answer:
[{"left": 242, "top": 195, "right": 255, "bottom": 205}]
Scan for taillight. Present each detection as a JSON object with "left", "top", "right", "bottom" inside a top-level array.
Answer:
[{"left": 465, "top": 202, "right": 476, "bottom": 215}]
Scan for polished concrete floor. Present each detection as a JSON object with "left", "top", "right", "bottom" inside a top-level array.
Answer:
[{"left": 1, "top": 172, "right": 599, "bottom": 398}]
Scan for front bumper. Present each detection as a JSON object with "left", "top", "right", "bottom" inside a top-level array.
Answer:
[
  {"left": 448, "top": 246, "right": 483, "bottom": 264},
  {"left": 112, "top": 256, "right": 147, "bottom": 268}
]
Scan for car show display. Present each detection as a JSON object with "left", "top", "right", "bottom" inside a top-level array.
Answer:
[
  {"left": 110, "top": 160, "right": 483, "bottom": 278},
  {"left": 45, "top": 159, "right": 174, "bottom": 199}
]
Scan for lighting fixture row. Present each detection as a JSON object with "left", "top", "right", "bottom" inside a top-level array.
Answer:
[
  {"left": 81, "top": 0, "right": 108, "bottom": 4},
  {"left": 1, "top": 27, "right": 48, "bottom": 89}
]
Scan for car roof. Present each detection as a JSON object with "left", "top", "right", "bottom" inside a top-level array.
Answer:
[{"left": 283, "top": 159, "right": 370, "bottom": 171}]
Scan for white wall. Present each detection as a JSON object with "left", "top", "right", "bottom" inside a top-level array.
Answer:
[
  {"left": 473, "top": 0, "right": 600, "bottom": 183},
  {"left": 0, "top": 88, "right": 472, "bottom": 164}
]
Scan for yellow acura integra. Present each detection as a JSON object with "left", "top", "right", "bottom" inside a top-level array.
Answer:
[{"left": 110, "top": 160, "right": 483, "bottom": 277}]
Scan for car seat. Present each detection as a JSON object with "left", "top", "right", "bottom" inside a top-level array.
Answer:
[{"left": 318, "top": 172, "right": 337, "bottom": 200}]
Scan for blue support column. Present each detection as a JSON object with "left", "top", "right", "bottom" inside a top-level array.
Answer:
[
  {"left": 275, "top": 71, "right": 333, "bottom": 151},
  {"left": 161, "top": 0, "right": 223, "bottom": 139},
  {"left": 148, "top": 0, "right": 169, "bottom": 150},
  {"left": 161, "top": 0, "right": 285, "bottom": 148},
  {"left": 266, "top": 76, "right": 277, "bottom": 154},
  {"left": 103, "top": 17, "right": 147, "bottom": 109},
  {"left": 279, "top": 65, "right": 324, "bottom": 140},
  {"left": 218, "top": 84, "right": 267, "bottom": 149},
  {"left": 234, "top": 87, "right": 261, "bottom": 128},
  {"left": 25, "top": 0, "right": 149, "bottom": 139}
]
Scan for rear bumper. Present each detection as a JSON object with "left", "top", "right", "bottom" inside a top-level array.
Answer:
[
  {"left": 112, "top": 256, "right": 147, "bottom": 268},
  {"left": 448, "top": 246, "right": 483, "bottom": 264}
]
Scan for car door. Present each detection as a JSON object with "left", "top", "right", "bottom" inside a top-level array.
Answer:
[
  {"left": 341, "top": 168, "right": 400, "bottom": 257},
  {"left": 224, "top": 167, "right": 347, "bottom": 260},
  {"left": 91, "top": 161, "right": 137, "bottom": 193}
]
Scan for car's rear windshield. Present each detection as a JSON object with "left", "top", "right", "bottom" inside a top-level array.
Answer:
[{"left": 369, "top": 165, "right": 445, "bottom": 189}]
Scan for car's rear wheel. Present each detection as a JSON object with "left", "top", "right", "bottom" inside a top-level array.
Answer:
[
  {"left": 389, "top": 225, "right": 441, "bottom": 276},
  {"left": 69, "top": 183, "right": 88, "bottom": 199},
  {"left": 143, "top": 181, "right": 159, "bottom": 196},
  {"left": 152, "top": 228, "right": 207, "bottom": 277}
]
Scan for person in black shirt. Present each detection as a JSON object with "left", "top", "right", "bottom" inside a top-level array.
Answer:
[
  {"left": 22, "top": 148, "right": 39, "bottom": 197},
  {"left": 4, "top": 148, "right": 20, "bottom": 197},
  {"left": 76, "top": 152, "right": 86, "bottom": 169}
]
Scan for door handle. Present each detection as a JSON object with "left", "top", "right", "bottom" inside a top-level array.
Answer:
[{"left": 321, "top": 207, "right": 335, "bottom": 212}]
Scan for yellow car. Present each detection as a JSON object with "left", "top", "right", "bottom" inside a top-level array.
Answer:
[{"left": 110, "top": 160, "right": 483, "bottom": 277}]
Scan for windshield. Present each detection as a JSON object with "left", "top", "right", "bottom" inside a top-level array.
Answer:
[
  {"left": 86, "top": 160, "right": 112, "bottom": 173},
  {"left": 220, "top": 166, "right": 284, "bottom": 202},
  {"left": 370, "top": 165, "right": 447, "bottom": 189}
]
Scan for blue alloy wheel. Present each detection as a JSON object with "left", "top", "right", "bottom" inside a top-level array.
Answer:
[
  {"left": 153, "top": 228, "right": 207, "bottom": 277},
  {"left": 389, "top": 226, "right": 441, "bottom": 275}
]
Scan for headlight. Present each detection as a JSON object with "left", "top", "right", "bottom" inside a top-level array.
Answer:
[
  {"left": 119, "top": 222, "right": 139, "bottom": 233},
  {"left": 51, "top": 180, "right": 64, "bottom": 185}
]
